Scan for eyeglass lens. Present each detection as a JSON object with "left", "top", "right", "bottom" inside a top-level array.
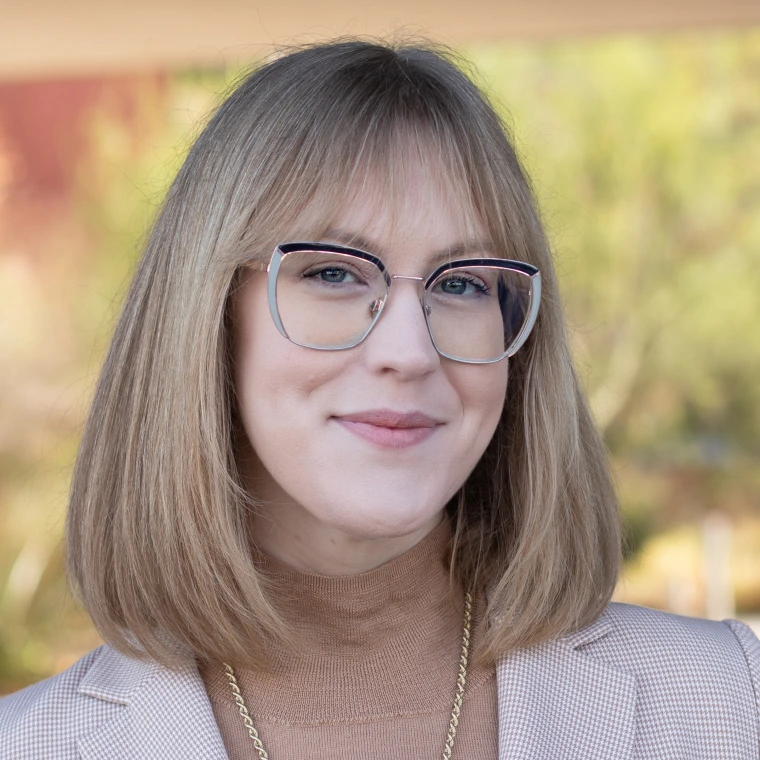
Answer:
[{"left": 274, "top": 250, "right": 533, "bottom": 362}]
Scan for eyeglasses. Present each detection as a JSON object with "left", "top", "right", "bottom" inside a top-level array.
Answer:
[{"left": 265, "top": 242, "right": 541, "bottom": 364}]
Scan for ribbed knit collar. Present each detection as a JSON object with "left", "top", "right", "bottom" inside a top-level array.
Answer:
[
  {"left": 257, "top": 516, "right": 454, "bottom": 662},
  {"left": 202, "top": 515, "right": 493, "bottom": 724}
]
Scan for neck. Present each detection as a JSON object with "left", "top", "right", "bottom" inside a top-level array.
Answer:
[{"left": 249, "top": 503, "right": 445, "bottom": 575}]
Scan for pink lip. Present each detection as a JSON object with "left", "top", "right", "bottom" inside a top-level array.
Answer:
[{"left": 333, "top": 409, "right": 443, "bottom": 449}]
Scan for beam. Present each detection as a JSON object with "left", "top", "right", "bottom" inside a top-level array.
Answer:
[{"left": 2, "top": 0, "right": 760, "bottom": 80}]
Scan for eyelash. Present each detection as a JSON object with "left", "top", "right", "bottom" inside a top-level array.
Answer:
[{"left": 303, "top": 265, "right": 366, "bottom": 283}]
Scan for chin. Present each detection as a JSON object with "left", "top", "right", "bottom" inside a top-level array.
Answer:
[{"left": 319, "top": 496, "right": 445, "bottom": 539}]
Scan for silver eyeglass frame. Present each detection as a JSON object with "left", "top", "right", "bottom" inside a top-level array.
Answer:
[{"left": 266, "top": 241, "right": 542, "bottom": 364}]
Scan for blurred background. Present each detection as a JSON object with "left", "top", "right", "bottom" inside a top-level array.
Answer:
[{"left": 1, "top": 1, "right": 759, "bottom": 694}]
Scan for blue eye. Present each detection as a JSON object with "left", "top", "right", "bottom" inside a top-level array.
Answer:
[
  {"left": 304, "top": 266, "right": 359, "bottom": 284},
  {"left": 437, "top": 275, "right": 488, "bottom": 296},
  {"left": 319, "top": 267, "right": 353, "bottom": 283}
]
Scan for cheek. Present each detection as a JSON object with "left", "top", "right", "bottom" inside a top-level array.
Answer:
[
  {"left": 233, "top": 277, "right": 290, "bottom": 442},
  {"left": 452, "top": 361, "right": 509, "bottom": 438},
  {"left": 232, "top": 279, "right": 341, "bottom": 450},
  {"left": 235, "top": 309, "right": 303, "bottom": 431}
]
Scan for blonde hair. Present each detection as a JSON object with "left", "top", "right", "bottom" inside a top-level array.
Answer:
[{"left": 66, "top": 38, "right": 620, "bottom": 668}]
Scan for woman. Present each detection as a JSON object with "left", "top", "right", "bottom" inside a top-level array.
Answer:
[{"left": 1, "top": 39, "right": 758, "bottom": 760}]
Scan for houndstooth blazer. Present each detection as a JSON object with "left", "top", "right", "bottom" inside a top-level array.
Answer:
[{"left": 1, "top": 602, "right": 759, "bottom": 759}]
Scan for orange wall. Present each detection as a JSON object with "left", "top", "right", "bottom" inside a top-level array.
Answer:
[{"left": 0, "top": 75, "right": 165, "bottom": 199}]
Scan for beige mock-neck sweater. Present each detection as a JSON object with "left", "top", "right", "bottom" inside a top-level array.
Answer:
[{"left": 199, "top": 517, "right": 498, "bottom": 759}]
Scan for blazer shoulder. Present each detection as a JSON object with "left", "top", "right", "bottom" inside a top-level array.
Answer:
[
  {"left": 565, "top": 603, "right": 760, "bottom": 757},
  {"left": 0, "top": 645, "right": 121, "bottom": 759},
  {"left": 723, "top": 616, "right": 760, "bottom": 723},
  {"left": 590, "top": 602, "right": 760, "bottom": 709},
  {"left": 594, "top": 601, "right": 758, "bottom": 659},
  {"left": 600, "top": 601, "right": 760, "bottom": 653}
]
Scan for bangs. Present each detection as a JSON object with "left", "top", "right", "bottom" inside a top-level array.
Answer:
[{"left": 235, "top": 121, "right": 490, "bottom": 271}]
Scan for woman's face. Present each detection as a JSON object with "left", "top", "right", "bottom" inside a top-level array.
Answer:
[{"left": 232, "top": 160, "right": 509, "bottom": 572}]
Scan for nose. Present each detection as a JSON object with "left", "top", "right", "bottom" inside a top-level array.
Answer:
[{"left": 362, "top": 279, "right": 441, "bottom": 378}]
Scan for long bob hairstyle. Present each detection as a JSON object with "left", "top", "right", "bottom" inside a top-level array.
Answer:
[{"left": 67, "top": 38, "right": 620, "bottom": 669}]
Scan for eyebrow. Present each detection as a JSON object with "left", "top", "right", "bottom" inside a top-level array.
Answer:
[{"left": 320, "top": 227, "right": 497, "bottom": 266}]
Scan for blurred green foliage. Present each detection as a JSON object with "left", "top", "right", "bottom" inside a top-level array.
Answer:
[
  {"left": 474, "top": 31, "right": 760, "bottom": 458},
  {"left": 472, "top": 30, "right": 760, "bottom": 537},
  {"left": 1, "top": 30, "right": 759, "bottom": 694}
]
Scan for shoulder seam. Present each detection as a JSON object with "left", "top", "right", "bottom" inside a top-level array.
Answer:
[{"left": 723, "top": 619, "right": 760, "bottom": 757}]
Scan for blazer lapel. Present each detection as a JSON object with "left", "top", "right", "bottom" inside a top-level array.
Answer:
[
  {"left": 496, "top": 615, "right": 636, "bottom": 760},
  {"left": 76, "top": 645, "right": 229, "bottom": 760}
]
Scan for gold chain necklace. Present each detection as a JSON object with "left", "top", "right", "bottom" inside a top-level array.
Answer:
[{"left": 223, "top": 590, "right": 473, "bottom": 760}]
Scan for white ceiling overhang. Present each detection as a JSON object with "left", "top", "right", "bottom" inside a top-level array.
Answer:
[{"left": 2, "top": 0, "right": 760, "bottom": 80}]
